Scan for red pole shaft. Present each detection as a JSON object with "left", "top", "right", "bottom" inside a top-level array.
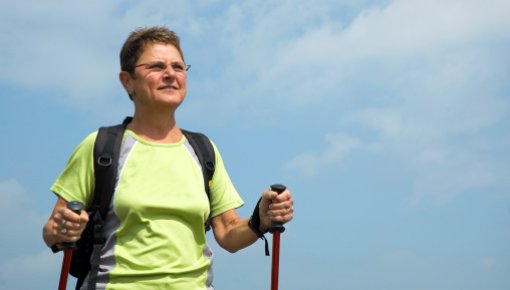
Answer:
[
  {"left": 271, "top": 232, "right": 281, "bottom": 290},
  {"left": 58, "top": 249, "right": 73, "bottom": 290}
]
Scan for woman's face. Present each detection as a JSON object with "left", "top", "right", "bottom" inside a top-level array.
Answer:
[{"left": 123, "top": 43, "right": 188, "bottom": 110}]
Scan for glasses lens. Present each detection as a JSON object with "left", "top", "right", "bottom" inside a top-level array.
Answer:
[{"left": 136, "top": 61, "right": 189, "bottom": 73}]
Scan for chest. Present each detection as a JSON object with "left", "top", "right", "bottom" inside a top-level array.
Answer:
[{"left": 112, "top": 139, "right": 209, "bottom": 223}]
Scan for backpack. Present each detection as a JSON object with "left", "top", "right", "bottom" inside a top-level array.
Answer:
[{"left": 69, "top": 117, "right": 216, "bottom": 289}]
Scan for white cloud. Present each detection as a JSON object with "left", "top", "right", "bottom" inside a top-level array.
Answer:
[
  {"left": 276, "top": 0, "right": 510, "bottom": 62},
  {"left": 278, "top": 0, "right": 510, "bottom": 204},
  {"left": 285, "top": 134, "right": 362, "bottom": 177},
  {"left": 0, "top": 179, "right": 56, "bottom": 288},
  {"left": 408, "top": 147, "right": 505, "bottom": 206},
  {"left": 480, "top": 257, "right": 496, "bottom": 270},
  {"left": 188, "top": 0, "right": 510, "bottom": 124},
  {"left": 0, "top": 250, "right": 61, "bottom": 290},
  {"left": 0, "top": 1, "right": 204, "bottom": 110},
  {"left": 340, "top": 0, "right": 510, "bottom": 58},
  {"left": 0, "top": 179, "right": 28, "bottom": 211},
  {"left": 2, "top": 0, "right": 509, "bottom": 112},
  {"left": 355, "top": 107, "right": 403, "bottom": 138},
  {"left": 1, "top": 0, "right": 509, "bottom": 207},
  {"left": 0, "top": 179, "right": 47, "bottom": 238},
  {"left": 0, "top": 1, "right": 123, "bottom": 107}
]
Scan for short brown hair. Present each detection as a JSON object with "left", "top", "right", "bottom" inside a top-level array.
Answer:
[{"left": 119, "top": 26, "right": 185, "bottom": 74}]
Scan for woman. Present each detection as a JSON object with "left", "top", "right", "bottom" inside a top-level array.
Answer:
[{"left": 43, "top": 26, "right": 294, "bottom": 289}]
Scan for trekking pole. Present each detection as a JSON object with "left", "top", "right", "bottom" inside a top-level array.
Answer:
[
  {"left": 58, "top": 201, "right": 84, "bottom": 290},
  {"left": 269, "top": 184, "right": 286, "bottom": 290}
]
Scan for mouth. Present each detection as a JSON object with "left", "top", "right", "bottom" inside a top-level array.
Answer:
[{"left": 158, "top": 85, "right": 179, "bottom": 91}]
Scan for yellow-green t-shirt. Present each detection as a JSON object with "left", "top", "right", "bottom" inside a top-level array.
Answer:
[{"left": 51, "top": 130, "right": 244, "bottom": 290}]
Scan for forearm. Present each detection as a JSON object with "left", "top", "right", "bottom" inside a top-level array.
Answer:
[
  {"left": 211, "top": 209, "right": 265, "bottom": 253},
  {"left": 212, "top": 188, "right": 294, "bottom": 254},
  {"left": 216, "top": 218, "right": 260, "bottom": 253}
]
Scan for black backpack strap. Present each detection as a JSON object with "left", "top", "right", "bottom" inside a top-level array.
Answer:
[
  {"left": 93, "top": 117, "right": 131, "bottom": 218},
  {"left": 181, "top": 129, "right": 216, "bottom": 231},
  {"left": 85, "top": 118, "right": 130, "bottom": 290},
  {"left": 93, "top": 124, "right": 126, "bottom": 217}
]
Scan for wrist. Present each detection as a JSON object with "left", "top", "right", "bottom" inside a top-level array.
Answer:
[
  {"left": 248, "top": 198, "right": 266, "bottom": 237},
  {"left": 248, "top": 197, "right": 270, "bottom": 256},
  {"left": 258, "top": 222, "right": 269, "bottom": 234},
  {"left": 248, "top": 216, "right": 270, "bottom": 256},
  {"left": 248, "top": 216, "right": 268, "bottom": 238}
]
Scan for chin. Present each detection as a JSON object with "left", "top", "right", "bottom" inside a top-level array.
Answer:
[{"left": 157, "top": 97, "right": 184, "bottom": 108}]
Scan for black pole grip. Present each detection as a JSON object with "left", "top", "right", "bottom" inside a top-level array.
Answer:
[
  {"left": 269, "top": 184, "right": 286, "bottom": 234},
  {"left": 67, "top": 201, "right": 84, "bottom": 215},
  {"left": 62, "top": 201, "right": 84, "bottom": 250}
]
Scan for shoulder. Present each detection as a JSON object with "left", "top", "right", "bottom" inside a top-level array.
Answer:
[
  {"left": 181, "top": 129, "right": 220, "bottom": 155},
  {"left": 83, "top": 131, "right": 99, "bottom": 145},
  {"left": 65, "top": 131, "right": 98, "bottom": 162},
  {"left": 77, "top": 131, "right": 99, "bottom": 151}
]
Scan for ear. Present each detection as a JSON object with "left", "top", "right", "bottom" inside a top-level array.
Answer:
[{"left": 119, "top": 71, "right": 134, "bottom": 95}]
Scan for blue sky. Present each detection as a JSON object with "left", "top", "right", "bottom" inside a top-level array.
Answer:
[{"left": 1, "top": 0, "right": 509, "bottom": 289}]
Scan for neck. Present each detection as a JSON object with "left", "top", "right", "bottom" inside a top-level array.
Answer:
[{"left": 128, "top": 109, "right": 182, "bottom": 143}]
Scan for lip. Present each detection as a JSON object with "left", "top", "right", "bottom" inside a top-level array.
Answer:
[{"left": 158, "top": 85, "right": 179, "bottom": 91}]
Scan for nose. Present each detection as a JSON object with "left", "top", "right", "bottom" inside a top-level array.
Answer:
[
  {"left": 165, "top": 65, "right": 177, "bottom": 74},
  {"left": 162, "top": 66, "right": 177, "bottom": 79}
]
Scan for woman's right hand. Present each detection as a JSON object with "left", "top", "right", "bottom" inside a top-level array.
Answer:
[{"left": 43, "top": 197, "right": 89, "bottom": 247}]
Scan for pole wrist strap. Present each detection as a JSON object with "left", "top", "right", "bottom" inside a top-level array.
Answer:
[{"left": 248, "top": 198, "right": 270, "bottom": 256}]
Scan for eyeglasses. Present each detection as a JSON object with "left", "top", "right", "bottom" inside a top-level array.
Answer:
[{"left": 134, "top": 61, "right": 191, "bottom": 74}]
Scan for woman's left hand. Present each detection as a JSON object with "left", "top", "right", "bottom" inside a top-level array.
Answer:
[{"left": 258, "top": 187, "right": 294, "bottom": 233}]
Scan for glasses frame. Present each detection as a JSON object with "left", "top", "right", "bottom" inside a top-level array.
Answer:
[{"left": 134, "top": 61, "right": 191, "bottom": 73}]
